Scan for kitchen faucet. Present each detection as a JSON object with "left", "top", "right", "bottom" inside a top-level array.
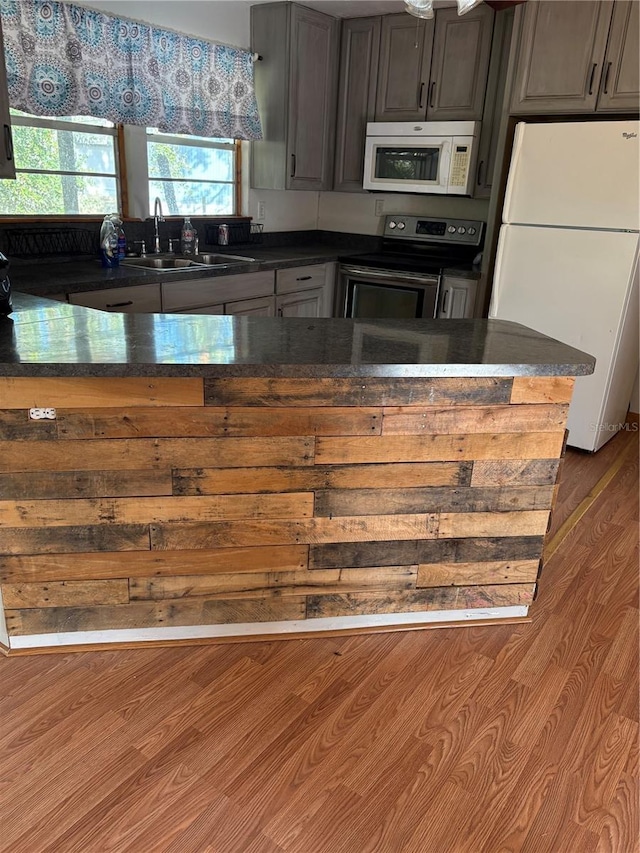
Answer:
[{"left": 152, "top": 197, "right": 164, "bottom": 254}]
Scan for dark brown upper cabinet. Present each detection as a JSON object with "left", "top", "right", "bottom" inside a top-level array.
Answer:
[
  {"left": 251, "top": 3, "right": 339, "bottom": 191},
  {"left": 597, "top": 1, "right": 639, "bottom": 112},
  {"left": 333, "top": 17, "right": 381, "bottom": 193},
  {"left": 375, "top": 14, "right": 435, "bottom": 122},
  {"left": 427, "top": 5, "right": 495, "bottom": 121},
  {"left": 510, "top": 0, "right": 638, "bottom": 115}
]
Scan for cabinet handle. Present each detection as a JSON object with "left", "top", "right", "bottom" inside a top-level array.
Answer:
[
  {"left": 290, "top": 153, "right": 296, "bottom": 178},
  {"left": 588, "top": 62, "right": 598, "bottom": 95},
  {"left": 105, "top": 300, "right": 134, "bottom": 308},
  {"left": 476, "top": 159, "right": 484, "bottom": 187},
  {"left": 602, "top": 61, "right": 612, "bottom": 94},
  {"left": 419, "top": 82, "right": 425, "bottom": 110},
  {"left": 429, "top": 81, "right": 436, "bottom": 109},
  {"left": 442, "top": 289, "right": 449, "bottom": 314},
  {"left": 277, "top": 306, "right": 283, "bottom": 317},
  {"left": 3, "top": 124, "right": 13, "bottom": 161},
  {"left": 296, "top": 275, "right": 312, "bottom": 281}
]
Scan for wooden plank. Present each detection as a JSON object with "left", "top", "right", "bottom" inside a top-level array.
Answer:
[
  {"left": 0, "top": 525, "right": 150, "bottom": 556},
  {"left": 510, "top": 377, "right": 575, "bottom": 404},
  {"left": 381, "top": 404, "right": 569, "bottom": 435},
  {"left": 150, "top": 513, "right": 439, "bottom": 551},
  {"left": 306, "top": 583, "right": 534, "bottom": 618},
  {"left": 315, "top": 433, "right": 565, "bottom": 465},
  {"left": 204, "top": 377, "right": 512, "bottom": 407},
  {"left": 0, "top": 410, "right": 58, "bottom": 441},
  {"left": 314, "top": 485, "right": 555, "bottom": 516},
  {"left": 57, "top": 407, "right": 383, "bottom": 439},
  {"left": 0, "top": 545, "right": 309, "bottom": 583},
  {"left": 5, "top": 596, "right": 307, "bottom": 635},
  {"left": 0, "top": 470, "right": 173, "bottom": 501},
  {"left": 417, "top": 560, "right": 540, "bottom": 587},
  {"left": 309, "top": 535, "right": 545, "bottom": 569},
  {"left": 173, "top": 461, "right": 472, "bottom": 496},
  {"left": 0, "top": 436, "right": 314, "bottom": 473},
  {"left": 438, "top": 511, "right": 550, "bottom": 539},
  {"left": 0, "top": 493, "right": 314, "bottom": 528},
  {"left": 1, "top": 579, "right": 129, "bottom": 609},
  {"left": 129, "top": 566, "right": 417, "bottom": 601},
  {"left": 0, "top": 377, "right": 204, "bottom": 409},
  {"left": 471, "top": 459, "right": 561, "bottom": 486}
]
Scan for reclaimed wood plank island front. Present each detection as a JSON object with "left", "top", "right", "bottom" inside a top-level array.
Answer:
[{"left": 0, "top": 294, "right": 594, "bottom": 653}]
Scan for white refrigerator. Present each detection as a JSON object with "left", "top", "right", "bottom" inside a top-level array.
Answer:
[{"left": 489, "top": 120, "right": 639, "bottom": 452}]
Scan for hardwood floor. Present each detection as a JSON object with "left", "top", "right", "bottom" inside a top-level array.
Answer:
[{"left": 0, "top": 426, "right": 638, "bottom": 852}]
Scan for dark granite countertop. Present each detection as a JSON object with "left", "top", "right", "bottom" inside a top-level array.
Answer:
[
  {"left": 0, "top": 292, "right": 595, "bottom": 378},
  {"left": 9, "top": 241, "right": 481, "bottom": 298}
]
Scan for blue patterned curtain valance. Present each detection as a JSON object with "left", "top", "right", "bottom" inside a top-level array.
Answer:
[{"left": 0, "top": 0, "right": 263, "bottom": 140}]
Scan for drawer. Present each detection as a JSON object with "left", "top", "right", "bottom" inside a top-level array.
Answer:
[
  {"left": 68, "top": 284, "right": 161, "bottom": 313},
  {"left": 162, "top": 271, "right": 275, "bottom": 312},
  {"left": 276, "top": 264, "right": 328, "bottom": 294},
  {"left": 175, "top": 303, "right": 224, "bottom": 315}
]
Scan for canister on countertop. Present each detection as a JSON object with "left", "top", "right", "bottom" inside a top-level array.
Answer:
[
  {"left": 0, "top": 252, "right": 12, "bottom": 315},
  {"left": 218, "top": 224, "right": 230, "bottom": 246}
]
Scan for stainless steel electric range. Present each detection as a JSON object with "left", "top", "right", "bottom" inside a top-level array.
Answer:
[{"left": 338, "top": 214, "right": 484, "bottom": 319}]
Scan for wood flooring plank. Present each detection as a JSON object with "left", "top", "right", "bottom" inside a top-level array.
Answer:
[
  {"left": 57, "top": 406, "right": 382, "bottom": 439},
  {"left": 0, "top": 436, "right": 315, "bottom": 473},
  {"left": 511, "top": 376, "right": 575, "bottom": 404},
  {"left": 2, "top": 579, "right": 129, "bottom": 609},
  {"left": 0, "top": 376, "right": 204, "bottom": 408},
  {"left": 204, "top": 377, "right": 512, "bottom": 408},
  {"left": 315, "top": 486, "right": 554, "bottom": 517},
  {"left": 0, "top": 493, "right": 313, "bottom": 528},
  {"left": 382, "top": 403, "right": 568, "bottom": 434},
  {"left": 0, "top": 524, "right": 150, "bottom": 555},
  {"left": 0, "top": 469, "right": 173, "bottom": 500},
  {"left": 150, "top": 514, "right": 439, "bottom": 551},
  {"left": 315, "top": 433, "right": 565, "bottom": 465},
  {"left": 0, "top": 545, "right": 309, "bottom": 583},
  {"left": 173, "top": 461, "right": 472, "bottom": 496}
]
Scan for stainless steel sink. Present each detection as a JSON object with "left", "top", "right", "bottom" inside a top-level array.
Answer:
[
  {"left": 121, "top": 253, "right": 255, "bottom": 271},
  {"left": 121, "top": 257, "right": 199, "bottom": 270}
]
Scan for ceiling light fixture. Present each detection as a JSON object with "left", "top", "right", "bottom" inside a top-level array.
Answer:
[{"left": 404, "top": 0, "right": 484, "bottom": 18}]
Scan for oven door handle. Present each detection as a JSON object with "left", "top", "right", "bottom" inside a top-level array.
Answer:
[{"left": 341, "top": 266, "right": 440, "bottom": 286}]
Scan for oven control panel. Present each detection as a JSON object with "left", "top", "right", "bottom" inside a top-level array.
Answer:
[{"left": 384, "top": 215, "right": 484, "bottom": 246}]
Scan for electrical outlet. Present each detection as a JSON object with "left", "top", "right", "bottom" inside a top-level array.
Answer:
[
  {"left": 29, "top": 407, "right": 56, "bottom": 420},
  {"left": 257, "top": 200, "right": 266, "bottom": 221},
  {"left": 374, "top": 199, "right": 385, "bottom": 216}
]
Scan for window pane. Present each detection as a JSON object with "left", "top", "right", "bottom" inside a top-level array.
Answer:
[
  {"left": 149, "top": 180, "right": 234, "bottom": 216},
  {"left": 148, "top": 141, "right": 233, "bottom": 183},
  {"left": 0, "top": 173, "right": 118, "bottom": 215},
  {"left": 13, "top": 125, "right": 116, "bottom": 174}
]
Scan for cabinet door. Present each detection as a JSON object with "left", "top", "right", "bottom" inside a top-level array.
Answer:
[
  {"left": 162, "top": 271, "right": 274, "bottom": 312},
  {"left": 225, "top": 296, "right": 276, "bottom": 317},
  {"left": 0, "top": 18, "right": 15, "bottom": 180},
  {"left": 597, "top": 1, "right": 639, "bottom": 112},
  {"left": 68, "top": 284, "right": 162, "bottom": 313},
  {"left": 427, "top": 5, "right": 494, "bottom": 121},
  {"left": 333, "top": 17, "right": 381, "bottom": 193},
  {"left": 277, "top": 287, "right": 325, "bottom": 318},
  {"left": 437, "top": 277, "right": 477, "bottom": 319},
  {"left": 510, "top": 1, "right": 614, "bottom": 114},
  {"left": 375, "top": 14, "right": 434, "bottom": 122},
  {"left": 276, "top": 263, "right": 335, "bottom": 317},
  {"left": 287, "top": 5, "right": 339, "bottom": 191}
]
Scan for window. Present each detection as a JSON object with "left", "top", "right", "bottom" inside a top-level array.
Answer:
[
  {"left": 146, "top": 129, "right": 237, "bottom": 217},
  {"left": 0, "top": 111, "right": 120, "bottom": 215}
]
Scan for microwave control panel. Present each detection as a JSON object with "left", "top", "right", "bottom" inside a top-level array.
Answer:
[
  {"left": 449, "top": 145, "right": 471, "bottom": 188},
  {"left": 383, "top": 215, "right": 484, "bottom": 246}
]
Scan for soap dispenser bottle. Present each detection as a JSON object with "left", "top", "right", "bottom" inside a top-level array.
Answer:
[{"left": 181, "top": 217, "right": 197, "bottom": 255}]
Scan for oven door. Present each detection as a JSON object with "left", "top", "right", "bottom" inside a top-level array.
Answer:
[
  {"left": 339, "top": 266, "right": 440, "bottom": 320},
  {"left": 363, "top": 136, "right": 451, "bottom": 194}
]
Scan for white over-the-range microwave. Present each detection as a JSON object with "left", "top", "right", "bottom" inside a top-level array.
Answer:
[{"left": 363, "top": 121, "right": 480, "bottom": 196}]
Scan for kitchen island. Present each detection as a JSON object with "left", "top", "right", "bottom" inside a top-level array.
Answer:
[{"left": 0, "top": 294, "right": 594, "bottom": 653}]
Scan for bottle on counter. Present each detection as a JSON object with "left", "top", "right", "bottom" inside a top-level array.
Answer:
[
  {"left": 117, "top": 225, "right": 127, "bottom": 261},
  {"left": 181, "top": 217, "right": 197, "bottom": 255},
  {"left": 0, "top": 251, "right": 12, "bottom": 316},
  {"left": 100, "top": 213, "right": 122, "bottom": 268}
]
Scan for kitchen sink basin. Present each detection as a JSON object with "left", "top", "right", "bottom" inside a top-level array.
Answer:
[
  {"left": 121, "top": 253, "right": 256, "bottom": 271},
  {"left": 121, "top": 257, "right": 198, "bottom": 270}
]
